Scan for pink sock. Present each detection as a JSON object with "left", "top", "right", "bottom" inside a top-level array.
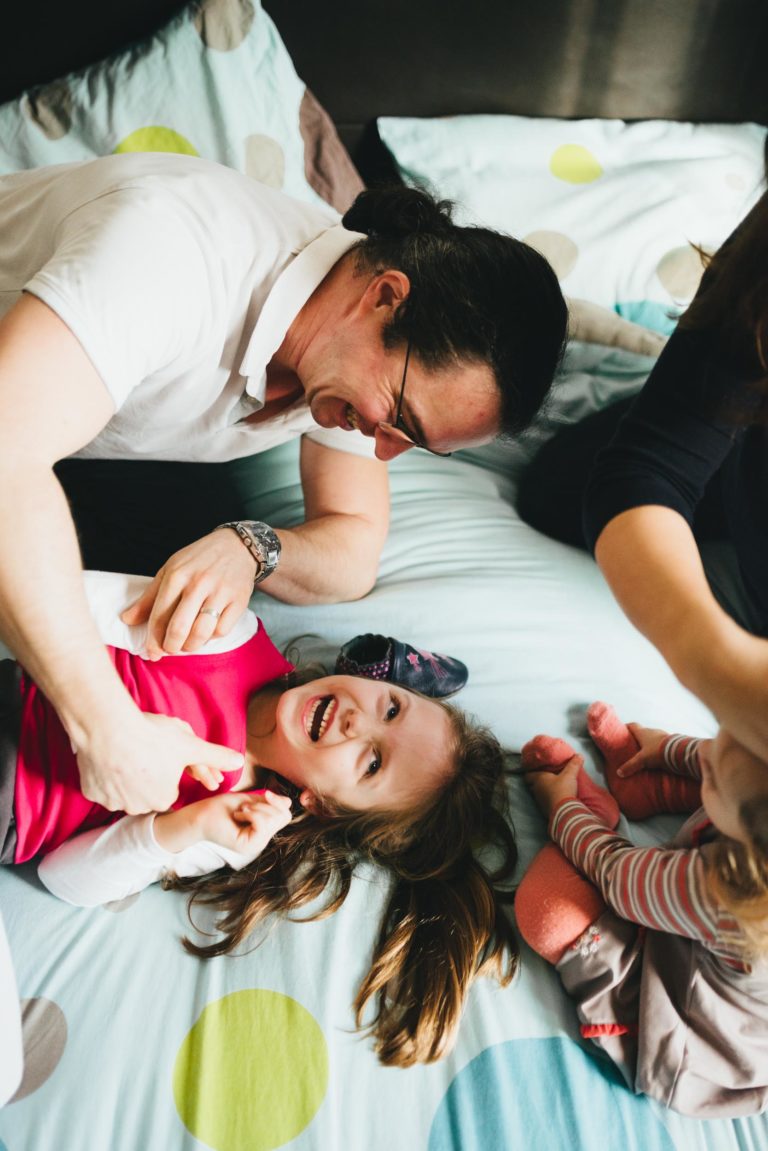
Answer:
[
  {"left": 516, "top": 843, "right": 606, "bottom": 964},
  {"left": 587, "top": 701, "right": 701, "bottom": 819},
  {"left": 521, "top": 734, "right": 620, "bottom": 828}
]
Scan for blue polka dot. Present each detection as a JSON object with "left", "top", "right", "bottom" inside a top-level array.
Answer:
[{"left": 428, "top": 1038, "right": 675, "bottom": 1151}]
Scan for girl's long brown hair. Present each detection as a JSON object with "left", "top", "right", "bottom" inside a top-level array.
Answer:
[{"left": 167, "top": 697, "right": 519, "bottom": 1067}]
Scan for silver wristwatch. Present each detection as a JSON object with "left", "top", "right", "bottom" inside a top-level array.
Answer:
[{"left": 216, "top": 520, "right": 281, "bottom": 584}]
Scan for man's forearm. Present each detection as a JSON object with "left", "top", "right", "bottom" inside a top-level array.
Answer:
[
  {"left": 258, "top": 513, "right": 385, "bottom": 605},
  {"left": 0, "top": 463, "right": 137, "bottom": 745}
]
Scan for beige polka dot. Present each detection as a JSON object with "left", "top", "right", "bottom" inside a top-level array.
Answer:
[
  {"left": 9, "top": 998, "right": 67, "bottom": 1103},
  {"left": 656, "top": 245, "right": 708, "bottom": 302},
  {"left": 245, "top": 134, "right": 286, "bottom": 188},
  {"left": 21, "top": 81, "right": 73, "bottom": 140},
  {"left": 194, "top": 0, "right": 255, "bottom": 51},
  {"left": 524, "top": 230, "right": 579, "bottom": 280}
]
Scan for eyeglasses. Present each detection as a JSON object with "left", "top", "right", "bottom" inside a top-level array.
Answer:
[{"left": 379, "top": 339, "right": 452, "bottom": 457}]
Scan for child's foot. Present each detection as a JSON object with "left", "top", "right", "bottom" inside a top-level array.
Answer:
[
  {"left": 521, "top": 735, "right": 620, "bottom": 828},
  {"left": 587, "top": 701, "right": 639, "bottom": 767}
]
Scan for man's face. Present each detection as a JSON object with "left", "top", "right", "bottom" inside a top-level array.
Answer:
[{"left": 304, "top": 335, "right": 501, "bottom": 460}]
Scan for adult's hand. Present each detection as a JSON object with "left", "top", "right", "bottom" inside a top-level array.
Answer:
[
  {"left": 75, "top": 710, "right": 245, "bottom": 814},
  {"left": 121, "top": 529, "right": 256, "bottom": 659}
]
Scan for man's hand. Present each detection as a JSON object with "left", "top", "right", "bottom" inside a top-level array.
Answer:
[
  {"left": 120, "top": 530, "right": 256, "bottom": 659},
  {"left": 75, "top": 711, "right": 245, "bottom": 814}
]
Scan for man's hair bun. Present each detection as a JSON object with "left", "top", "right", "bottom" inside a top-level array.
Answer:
[{"left": 343, "top": 186, "right": 454, "bottom": 239}]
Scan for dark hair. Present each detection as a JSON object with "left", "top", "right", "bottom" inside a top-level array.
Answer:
[
  {"left": 341, "top": 185, "right": 568, "bottom": 436},
  {"left": 166, "top": 694, "right": 519, "bottom": 1067},
  {"left": 679, "top": 186, "right": 768, "bottom": 421}
]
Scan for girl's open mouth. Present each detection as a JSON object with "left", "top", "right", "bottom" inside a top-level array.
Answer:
[{"left": 305, "top": 695, "right": 336, "bottom": 741}]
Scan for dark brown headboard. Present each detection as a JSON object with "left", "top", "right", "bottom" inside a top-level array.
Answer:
[
  {"left": 263, "top": 0, "right": 768, "bottom": 153},
  {"left": 3, "top": 0, "right": 767, "bottom": 172}
]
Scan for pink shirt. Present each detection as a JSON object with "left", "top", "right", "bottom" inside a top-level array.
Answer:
[{"left": 13, "top": 624, "right": 292, "bottom": 862}]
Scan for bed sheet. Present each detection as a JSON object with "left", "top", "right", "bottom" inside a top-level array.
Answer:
[{"left": 1, "top": 344, "right": 766, "bottom": 1150}]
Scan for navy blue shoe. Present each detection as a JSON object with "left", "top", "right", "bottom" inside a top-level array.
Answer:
[{"left": 335, "top": 633, "right": 469, "bottom": 699}]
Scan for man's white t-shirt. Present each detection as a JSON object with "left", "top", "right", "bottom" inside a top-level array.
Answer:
[{"left": 0, "top": 152, "right": 373, "bottom": 461}]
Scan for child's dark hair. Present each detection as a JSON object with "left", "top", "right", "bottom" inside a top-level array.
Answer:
[
  {"left": 342, "top": 185, "right": 568, "bottom": 436},
  {"left": 166, "top": 694, "right": 519, "bottom": 1067},
  {"left": 706, "top": 795, "right": 768, "bottom": 956}
]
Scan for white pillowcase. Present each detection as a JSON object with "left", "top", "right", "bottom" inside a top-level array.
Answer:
[{"left": 378, "top": 114, "right": 767, "bottom": 333}]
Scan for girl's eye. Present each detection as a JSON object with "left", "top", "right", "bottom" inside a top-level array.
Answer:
[
  {"left": 366, "top": 754, "right": 381, "bottom": 778},
  {"left": 386, "top": 696, "right": 400, "bottom": 722}
]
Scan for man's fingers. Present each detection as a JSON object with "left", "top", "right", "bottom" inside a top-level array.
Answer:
[
  {"left": 186, "top": 763, "right": 226, "bottom": 790},
  {"left": 190, "top": 737, "right": 245, "bottom": 773},
  {"left": 120, "top": 583, "right": 158, "bottom": 625}
]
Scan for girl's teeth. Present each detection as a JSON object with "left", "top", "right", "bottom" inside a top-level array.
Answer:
[{"left": 346, "top": 405, "right": 359, "bottom": 430}]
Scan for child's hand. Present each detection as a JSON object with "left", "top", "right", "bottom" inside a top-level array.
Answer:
[
  {"left": 200, "top": 789, "right": 293, "bottom": 857},
  {"left": 153, "top": 789, "right": 292, "bottom": 857},
  {"left": 524, "top": 755, "right": 582, "bottom": 820},
  {"left": 614, "top": 723, "right": 672, "bottom": 778}
]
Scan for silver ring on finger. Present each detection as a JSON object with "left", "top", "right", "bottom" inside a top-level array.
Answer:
[{"left": 198, "top": 607, "right": 222, "bottom": 620}]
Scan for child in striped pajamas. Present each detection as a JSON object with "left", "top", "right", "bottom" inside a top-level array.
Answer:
[{"left": 515, "top": 701, "right": 768, "bottom": 1118}]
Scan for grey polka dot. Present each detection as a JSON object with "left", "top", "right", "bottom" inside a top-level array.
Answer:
[
  {"left": 9, "top": 998, "right": 67, "bottom": 1103},
  {"left": 524, "top": 230, "right": 579, "bottom": 280},
  {"left": 22, "top": 81, "right": 73, "bottom": 140},
  {"left": 245, "top": 134, "right": 286, "bottom": 188},
  {"left": 194, "top": 0, "right": 255, "bottom": 51}
]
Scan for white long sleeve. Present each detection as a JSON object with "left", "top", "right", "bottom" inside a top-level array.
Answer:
[{"left": 37, "top": 814, "right": 255, "bottom": 906}]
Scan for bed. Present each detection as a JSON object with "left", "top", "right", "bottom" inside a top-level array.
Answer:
[{"left": 1, "top": 1, "right": 767, "bottom": 1147}]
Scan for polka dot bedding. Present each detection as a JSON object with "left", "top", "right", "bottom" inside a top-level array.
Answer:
[
  {"left": 0, "top": 0, "right": 767, "bottom": 1144},
  {"left": 377, "top": 113, "right": 767, "bottom": 336},
  {"left": 2, "top": 343, "right": 768, "bottom": 1148}
]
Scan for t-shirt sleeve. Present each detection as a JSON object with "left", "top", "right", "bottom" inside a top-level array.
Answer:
[
  {"left": 582, "top": 327, "right": 750, "bottom": 553},
  {"left": 24, "top": 189, "right": 213, "bottom": 411}
]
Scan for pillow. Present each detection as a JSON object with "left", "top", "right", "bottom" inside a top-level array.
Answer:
[
  {"left": 0, "top": 0, "right": 363, "bottom": 214},
  {"left": 377, "top": 114, "right": 767, "bottom": 334}
]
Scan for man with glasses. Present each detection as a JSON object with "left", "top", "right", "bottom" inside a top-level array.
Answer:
[{"left": 0, "top": 155, "right": 566, "bottom": 814}]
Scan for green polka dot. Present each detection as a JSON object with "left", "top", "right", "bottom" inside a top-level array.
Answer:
[
  {"left": 114, "top": 127, "right": 198, "bottom": 156},
  {"left": 173, "top": 990, "right": 328, "bottom": 1151},
  {"left": 549, "top": 144, "right": 603, "bottom": 184}
]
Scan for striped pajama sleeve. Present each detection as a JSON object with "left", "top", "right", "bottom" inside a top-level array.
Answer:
[
  {"left": 661, "top": 735, "right": 704, "bottom": 779},
  {"left": 549, "top": 799, "right": 743, "bottom": 962}
]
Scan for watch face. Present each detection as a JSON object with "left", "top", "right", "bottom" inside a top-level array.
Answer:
[{"left": 243, "top": 521, "right": 280, "bottom": 582}]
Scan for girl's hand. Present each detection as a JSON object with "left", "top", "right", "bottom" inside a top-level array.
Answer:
[
  {"left": 154, "top": 789, "right": 292, "bottom": 858},
  {"left": 524, "top": 755, "right": 582, "bottom": 820},
  {"left": 200, "top": 789, "right": 293, "bottom": 856},
  {"left": 613, "top": 722, "right": 671, "bottom": 778}
]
